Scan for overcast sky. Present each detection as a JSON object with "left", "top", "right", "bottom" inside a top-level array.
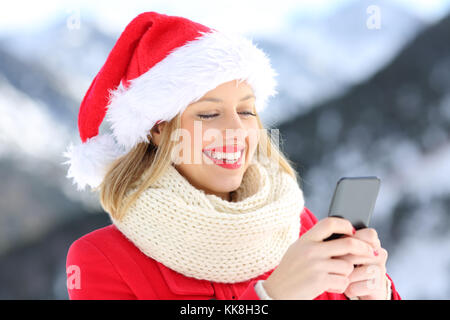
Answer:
[{"left": 1, "top": 0, "right": 450, "bottom": 36}]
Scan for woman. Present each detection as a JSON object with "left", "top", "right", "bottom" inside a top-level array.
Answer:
[{"left": 63, "top": 12, "right": 400, "bottom": 300}]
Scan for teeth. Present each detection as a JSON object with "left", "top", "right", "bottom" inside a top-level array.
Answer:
[
  {"left": 226, "top": 153, "right": 235, "bottom": 160},
  {"left": 216, "top": 151, "right": 240, "bottom": 160},
  {"left": 204, "top": 150, "right": 243, "bottom": 162}
]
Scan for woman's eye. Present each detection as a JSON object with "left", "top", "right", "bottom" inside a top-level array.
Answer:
[
  {"left": 197, "top": 112, "right": 256, "bottom": 119},
  {"left": 240, "top": 111, "right": 257, "bottom": 117},
  {"left": 198, "top": 113, "right": 219, "bottom": 119}
]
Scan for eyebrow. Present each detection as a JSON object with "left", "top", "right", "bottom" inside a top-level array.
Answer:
[{"left": 192, "top": 94, "right": 255, "bottom": 104}]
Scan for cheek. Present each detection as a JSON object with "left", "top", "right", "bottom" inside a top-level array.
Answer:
[
  {"left": 175, "top": 119, "right": 196, "bottom": 162},
  {"left": 246, "top": 140, "right": 258, "bottom": 164},
  {"left": 246, "top": 125, "right": 260, "bottom": 153},
  {"left": 180, "top": 117, "right": 201, "bottom": 147}
]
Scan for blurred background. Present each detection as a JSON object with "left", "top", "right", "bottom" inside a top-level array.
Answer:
[{"left": 0, "top": 0, "right": 449, "bottom": 299}]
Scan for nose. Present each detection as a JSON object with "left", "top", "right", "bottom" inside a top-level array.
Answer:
[
  {"left": 225, "top": 109, "right": 245, "bottom": 130},
  {"left": 222, "top": 110, "right": 247, "bottom": 144}
]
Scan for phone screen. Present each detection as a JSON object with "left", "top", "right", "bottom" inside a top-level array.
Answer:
[{"left": 324, "top": 176, "right": 380, "bottom": 241}]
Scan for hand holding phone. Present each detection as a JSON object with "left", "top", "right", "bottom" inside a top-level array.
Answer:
[{"left": 323, "top": 176, "right": 380, "bottom": 241}]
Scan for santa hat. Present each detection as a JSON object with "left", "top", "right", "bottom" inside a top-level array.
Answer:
[{"left": 62, "top": 11, "right": 278, "bottom": 191}]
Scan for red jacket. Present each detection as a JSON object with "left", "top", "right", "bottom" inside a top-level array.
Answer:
[{"left": 66, "top": 206, "right": 401, "bottom": 300}]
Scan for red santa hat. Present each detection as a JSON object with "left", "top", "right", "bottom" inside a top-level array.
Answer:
[{"left": 62, "top": 11, "right": 278, "bottom": 191}]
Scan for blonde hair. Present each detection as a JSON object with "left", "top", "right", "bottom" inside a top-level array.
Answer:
[{"left": 97, "top": 112, "right": 301, "bottom": 221}]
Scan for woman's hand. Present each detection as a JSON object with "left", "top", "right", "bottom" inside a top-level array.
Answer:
[
  {"left": 338, "top": 228, "right": 390, "bottom": 300},
  {"left": 262, "top": 217, "right": 375, "bottom": 300}
]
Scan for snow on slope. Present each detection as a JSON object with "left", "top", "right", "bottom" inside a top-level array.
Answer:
[
  {"left": 258, "top": 0, "right": 426, "bottom": 126},
  {"left": 0, "top": 74, "right": 69, "bottom": 161}
]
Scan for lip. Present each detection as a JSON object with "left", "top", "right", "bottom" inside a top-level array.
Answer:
[{"left": 202, "top": 148, "right": 245, "bottom": 169}]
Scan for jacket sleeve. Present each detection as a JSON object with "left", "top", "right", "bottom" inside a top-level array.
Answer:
[
  {"left": 66, "top": 238, "right": 137, "bottom": 299},
  {"left": 237, "top": 279, "right": 262, "bottom": 300},
  {"left": 386, "top": 273, "right": 401, "bottom": 300}
]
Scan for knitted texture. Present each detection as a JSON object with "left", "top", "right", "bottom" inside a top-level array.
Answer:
[{"left": 110, "top": 155, "right": 305, "bottom": 283}]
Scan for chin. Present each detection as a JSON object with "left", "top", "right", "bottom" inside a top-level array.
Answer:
[{"left": 210, "top": 175, "right": 243, "bottom": 193}]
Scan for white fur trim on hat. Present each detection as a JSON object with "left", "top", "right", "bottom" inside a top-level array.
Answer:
[
  {"left": 62, "top": 134, "right": 126, "bottom": 191},
  {"left": 105, "top": 29, "right": 278, "bottom": 152}
]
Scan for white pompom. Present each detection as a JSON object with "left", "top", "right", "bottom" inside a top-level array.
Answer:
[{"left": 62, "top": 134, "right": 126, "bottom": 191}]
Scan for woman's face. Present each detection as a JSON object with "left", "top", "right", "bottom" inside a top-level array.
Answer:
[{"left": 173, "top": 79, "right": 260, "bottom": 201}]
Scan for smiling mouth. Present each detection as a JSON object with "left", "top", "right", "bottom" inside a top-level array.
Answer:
[{"left": 202, "top": 149, "right": 244, "bottom": 165}]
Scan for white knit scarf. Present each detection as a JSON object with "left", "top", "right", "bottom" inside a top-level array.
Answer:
[{"left": 111, "top": 155, "right": 305, "bottom": 283}]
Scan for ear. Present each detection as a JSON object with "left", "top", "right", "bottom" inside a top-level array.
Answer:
[{"left": 150, "top": 121, "right": 166, "bottom": 146}]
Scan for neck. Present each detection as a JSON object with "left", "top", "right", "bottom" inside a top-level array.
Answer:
[{"left": 213, "top": 191, "right": 231, "bottom": 201}]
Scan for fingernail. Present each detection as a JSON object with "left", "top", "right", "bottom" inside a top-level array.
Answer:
[
  {"left": 373, "top": 250, "right": 379, "bottom": 256},
  {"left": 352, "top": 227, "right": 356, "bottom": 235}
]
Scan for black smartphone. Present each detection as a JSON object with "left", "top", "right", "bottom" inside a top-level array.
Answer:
[{"left": 323, "top": 176, "right": 380, "bottom": 241}]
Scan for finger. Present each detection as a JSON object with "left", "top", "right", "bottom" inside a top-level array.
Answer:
[
  {"left": 317, "top": 258, "right": 354, "bottom": 277},
  {"left": 345, "top": 276, "right": 384, "bottom": 298},
  {"left": 353, "top": 228, "right": 381, "bottom": 249},
  {"left": 339, "top": 247, "right": 388, "bottom": 265},
  {"left": 348, "top": 264, "right": 385, "bottom": 283},
  {"left": 337, "top": 253, "right": 380, "bottom": 266},
  {"left": 324, "top": 273, "right": 350, "bottom": 294},
  {"left": 305, "top": 217, "right": 354, "bottom": 242},
  {"left": 319, "top": 236, "right": 375, "bottom": 258}
]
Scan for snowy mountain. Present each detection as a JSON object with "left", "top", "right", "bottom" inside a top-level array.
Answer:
[
  {"left": 258, "top": 0, "right": 427, "bottom": 126},
  {"left": 278, "top": 13, "right": 450, "bottom": 299}
]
